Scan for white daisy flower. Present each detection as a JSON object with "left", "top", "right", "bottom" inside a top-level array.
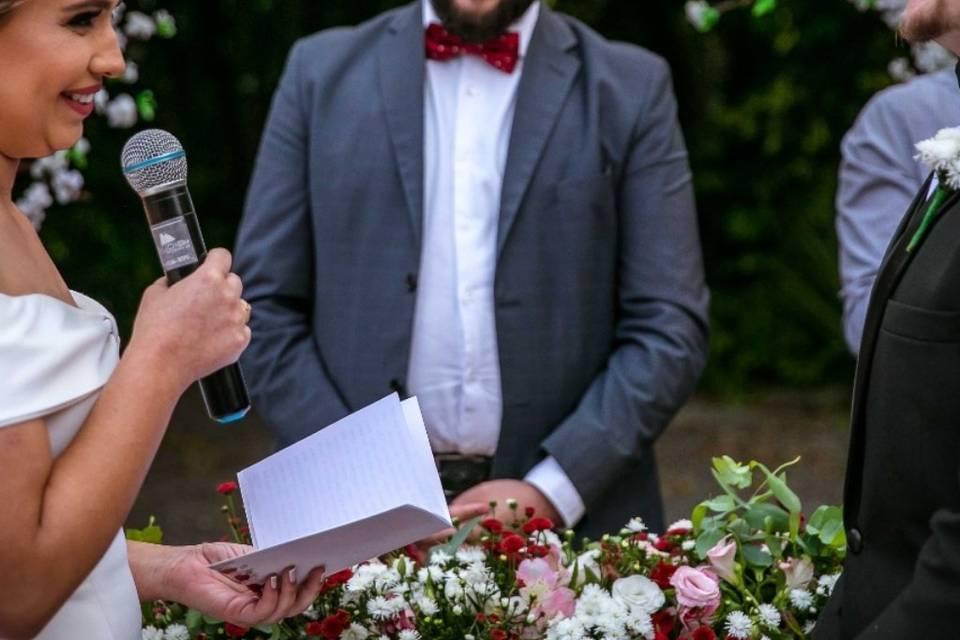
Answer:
[
  {"left": 790, "top": 588, "right": 815, "bottom": 612},
  {"left": 816, "top": 572, "right": 841, "bottom": 597},
  {"left": 429, "top": 550, "right": 452, "bottom": 566},
  {"left": 341, "top": 623, "right": 370, "bottom": 640},
  {"left": 624, "top": 517, "right": 647, "bottom": 533},
  {"left": 141, "top": 627, "right": 164, "bottom": 640},
  {"left": 367, "top": 595, "right": 396, "bottom": 620},
  {"left": 725, "top": 610, "right": 755, "bottom": 639},
  {"left": 757, "top": 603, "right": 781, "bottom": 629},
  {"left": 398, "top": 630, "right": 420, "bottom": 640},
  {"left": 416, "top": 596, "right": 438, "bottom": 615},
  {"left": 162, "top": 625, "right": 189, "bottom": 640}
]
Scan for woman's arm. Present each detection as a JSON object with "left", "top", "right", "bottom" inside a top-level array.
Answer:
[{"left": 0, "top": 250, "right": 249, "bottom": 639}]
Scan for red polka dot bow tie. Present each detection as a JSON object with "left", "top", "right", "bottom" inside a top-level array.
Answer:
[{"left": 425, "top": 23, "right": 520, "bottom": 74}]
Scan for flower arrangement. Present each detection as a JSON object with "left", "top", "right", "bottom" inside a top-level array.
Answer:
[
  {"left": 684, "top": 0, "right": 954, "bottom": 80},
  {"left": 137, "top": 457, "right": 845, "bottom": 640},
  {"left": 16, "top": 3, "right": 176, "bottom": 230}
]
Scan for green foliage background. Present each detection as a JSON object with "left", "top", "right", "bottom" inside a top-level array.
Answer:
[{"left": 29, "top": 0, "right": 908, "bottom": 392}]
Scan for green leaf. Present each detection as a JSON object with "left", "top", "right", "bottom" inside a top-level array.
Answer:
[
  {"left": 742, "top": 543, "right": 774, "bottom": 567},
  {"left": 429, "top": 515, "right": 483, "bottom": 561},
  {"left": 704, "top": 494, "right": 736, "bottom": 513},
  {"left": 713, "top": 456, "right": 753, "bottom": 490},
  {"left": 125, "top": 515, "right": 163, "bottom": 544},
  {"left": 136, "top": 90, "right": 157, "bottom": 122},
  {"left": 753, "top": 463, "right": 801, "bottom": 514},
  {"left": 752, "top": 0, "right": 777, "bottom": 18},
  {"left": 184, "top": 608, "right": 203, "bottom": 630},
  {"left": 808, "top": 505, "right": 846, "bottom": 547},
  {"left": 743, "top": 502, "right": 790, "bottom": 532},
  {"left": 789, "top": 510, "right": 801, "bottom": 541},
  {"left": 692, "top": 502, "right": 708, "bottom": 532},
  {"left": 695, "top": 529, "right": 726, "bottom": 558},
  {"left": 764, "top": 533, "right": 783, "bottom": 559}
]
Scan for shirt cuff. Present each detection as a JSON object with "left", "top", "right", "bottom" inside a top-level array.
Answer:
[{"left": 525, "top": 456, "right": 586, "bottom": 529}]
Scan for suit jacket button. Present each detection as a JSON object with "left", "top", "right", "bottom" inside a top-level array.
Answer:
[
  {"left": 405, "top": 273, "right": 418, "bottom": 292},
  {"left": 847, "top": 527, "right": 863, "bottom": 554}
]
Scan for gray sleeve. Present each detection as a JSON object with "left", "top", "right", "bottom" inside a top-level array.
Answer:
[
  {"left": 543, "top": 59, "right": 710, "bottom": 510},
  {"left": 234, "top": 41, "right": 350, "bottom": 446},
  {"left": 836, "top": 90, "right": 926, "bottom": 355}
]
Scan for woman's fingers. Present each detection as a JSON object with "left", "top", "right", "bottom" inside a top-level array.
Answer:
[
  {"left": 262, "top": 567, "right": 298, "bottom": 624},
  {"left": 288, "top": 566, "right": 326, "bottom": 616}
]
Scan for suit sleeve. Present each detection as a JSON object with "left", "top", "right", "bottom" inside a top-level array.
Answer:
[
  {"left": 234, "top": 41, "right": 350, "bottom": 446},
  {"left": 541, "top": 58, "right": 709, "bottom": 513},
  {"left": 836, "top": 89, "right": 924, "bottom": 356},
  {"left": 855, "top": 507, "right": 960, "bottom": 637}
]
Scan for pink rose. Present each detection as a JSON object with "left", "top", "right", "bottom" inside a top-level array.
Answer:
[
  {"left": 669, "top": 566, "right": 721, "bottom": 616},
  {"left": 706, "top": 536, "right": 738, "bottom": 584}
]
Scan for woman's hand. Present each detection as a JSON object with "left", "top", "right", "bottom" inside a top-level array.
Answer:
[
  {"left": 134, "top": 541, "right": 326, "bottom": 627},
  {"left": 127, "top": 248, "right": 251, "bottom": 394}
]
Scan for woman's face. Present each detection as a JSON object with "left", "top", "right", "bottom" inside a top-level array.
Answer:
[{"left": 0, "top": 0, "right": 124, "bottom": 159}]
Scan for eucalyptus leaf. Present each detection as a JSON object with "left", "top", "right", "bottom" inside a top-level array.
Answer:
[
  {"left": 429, "top": 515, "right": 483, "bottom": 560},
  {"left": 744, "top": 502, "right": 790, "bottom": 532},
  {"left": 695, "top": 529, "right": 726, "bottom": 558},
  {"left": 742, "top": 544, "right": 774, "bottom": 567},
  {"left": 755, "top": 464, "right": 802, "bottom": 514},
  {"left": 713, "top": 456, "right": 753, "bottom": 490},
  {"left": 704, "top": 494, "right": 736, "bottom": 513}
]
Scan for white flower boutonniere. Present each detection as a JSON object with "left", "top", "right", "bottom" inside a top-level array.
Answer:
[{"left": 911, "top": 127, "right": 960, "bottom": 251}]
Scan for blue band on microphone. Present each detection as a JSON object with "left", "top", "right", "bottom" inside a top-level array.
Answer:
[
  {"left": 215, "top": 407, "right": 250, "bottom": 425},
  {"left": 122, "top": 150, "right": 186, "bottom": 174}
]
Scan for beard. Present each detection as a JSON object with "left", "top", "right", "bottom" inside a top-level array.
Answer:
[
  {"left": 430, "top": 0, "right": 536, "bottom": 43},
  {"left": 899, "top": 0, "right": 960, "bottom": 42}
]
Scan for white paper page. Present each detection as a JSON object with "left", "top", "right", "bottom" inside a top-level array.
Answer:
[{"left": 237, "top": 394, "right": 450, "bottom": 551}]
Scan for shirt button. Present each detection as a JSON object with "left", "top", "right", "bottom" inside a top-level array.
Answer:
[{"left": 847, "top": 527, "right": 863, "bottom": 554}]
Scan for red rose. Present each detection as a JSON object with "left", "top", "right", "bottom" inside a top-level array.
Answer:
[
  {"left": 224, "top": 623, "right": 249, "bottom": 638},
  {"left": 491, "top": 630, "right": 508, "bottom": 640},
  {"left": 482, "top": 518, "right": 504, "bottom": 534},
  {"left": 498, "top": 533, "right": 525, "bottom": 554},
  {"left": 521, "top": 517, "right": 554, "bottom": 534},
  {"left": 692, "top": 626, "right": 717, "bottom": 640},
  {"left": 650, "top": 561, "right": 679, "bottom": 589},
  {"left": 217, "top": 481, "right": 239, "bottom": 495}
]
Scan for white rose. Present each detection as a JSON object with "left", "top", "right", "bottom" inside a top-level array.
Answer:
[{"left": 611, "top": 575, "right": 665, "bottom": 615}]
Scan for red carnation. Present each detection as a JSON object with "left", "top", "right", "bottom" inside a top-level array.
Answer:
[
  {"left": 320, "top": 568, "right": 354, "bottom": 593},
  {"left": 650, "top": 561, "right": 679, "bottom": 589},
  {"left": 224, "top": 623, "right": 249, "bottom": 638},
  {"left": 491, "top": 630, "right": 507, "bottom": 640},
  {"left": 482, "top": 517, "right": 504, "bottom": 534},
  {"left": 307, "top": 609, "right": 350, "bottom": 639},
  {"left": 522, "top": 517, "right": 554, "bottom": 534},
  {"left": 217, "top": 481, "right": 239, "bottom": 495},
  {"left": 498, "top": 533, "right": 525, "bottom": 554},
  {"left": 654, "top": 537, "right": 672, "bottom": 552},
  {"left": 692, "top": 626, "right": 717, "bottom": 640}
]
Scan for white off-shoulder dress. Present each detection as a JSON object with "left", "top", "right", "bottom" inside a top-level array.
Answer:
[{"left": 0, "top": 291, "right": 140, "bottom": 639}]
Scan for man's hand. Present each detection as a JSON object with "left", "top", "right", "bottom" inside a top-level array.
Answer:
[{"left": 451, "top": 479, "right": 563, "bottom": 527}]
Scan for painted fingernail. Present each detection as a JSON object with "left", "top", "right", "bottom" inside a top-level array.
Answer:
[
  {"left": 270, "top": 575, "right": 278, "bottom": 589},
  {"left": 288, "top": 567, "right": 297, "bottom": 584}
]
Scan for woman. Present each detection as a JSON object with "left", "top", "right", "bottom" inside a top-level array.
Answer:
[{"left": 0, "top": 1, "right": 325, "bottom": 638}]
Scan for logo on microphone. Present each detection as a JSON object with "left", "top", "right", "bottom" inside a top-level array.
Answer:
[{"left": 151, "top": 216, "right": 199, "bottom": 271}]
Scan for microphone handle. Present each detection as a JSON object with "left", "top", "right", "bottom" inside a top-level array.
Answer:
[{"left": 142, "top": 184, "right": 251, "bottom": 424}]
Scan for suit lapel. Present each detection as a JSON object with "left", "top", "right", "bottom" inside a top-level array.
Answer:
[
  {"left": 843, "top": 173, "right": 959, "bottom": 512},
  {"left": 497, "top": 6, "right": 580, "bottom": 255},
  {"left": 378, "top": 2, "right": 426, "bottom": 250}
]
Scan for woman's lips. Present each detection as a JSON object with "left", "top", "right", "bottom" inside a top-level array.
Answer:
[{"left": 61, "top": 92, "right": 96, "bottom": 117}]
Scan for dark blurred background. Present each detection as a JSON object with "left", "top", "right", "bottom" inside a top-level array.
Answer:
[{"left": 17, "top": 0, "right": 908, "bottom": 541}]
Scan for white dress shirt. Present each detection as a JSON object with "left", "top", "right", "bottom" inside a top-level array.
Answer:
[{"left": 407, "top": 0, "right": 585, "bottom": 527}]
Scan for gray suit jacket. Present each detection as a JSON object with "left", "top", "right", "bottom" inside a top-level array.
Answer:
[
  {"left": 837, "top": 68, "right": 960, "bottom": 354},
  {"left": 234, "top": 1, "right": 709, "bottom": 538}
]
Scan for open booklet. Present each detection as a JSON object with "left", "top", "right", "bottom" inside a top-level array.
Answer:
[{"left": 211, "top": 394, "right": 451, "bottom": 584}]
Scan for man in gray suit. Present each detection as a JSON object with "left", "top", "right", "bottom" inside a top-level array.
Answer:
[
  {"left": 234, "top": 0, "right": 709, "bottom": 538},
  {"left": 837, "top": 66, "right": 960, "bottom": 354}
]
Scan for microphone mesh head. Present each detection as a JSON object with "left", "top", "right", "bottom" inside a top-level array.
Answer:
[{"left": 120, "top": 129, "right": 188, "bottom": 195}]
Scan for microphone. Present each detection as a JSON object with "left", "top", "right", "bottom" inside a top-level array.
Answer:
[{"left": 121, "top": 129, "right": 251, "bottom": 424}]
